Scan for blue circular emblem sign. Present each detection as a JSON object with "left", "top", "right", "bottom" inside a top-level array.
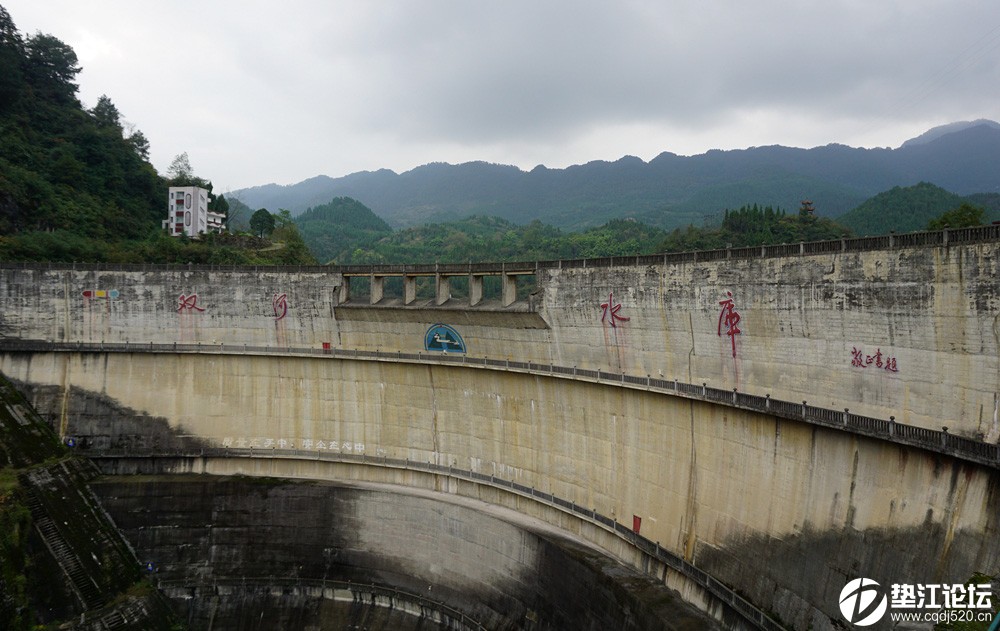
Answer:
[{"left": 424, "top": 324, "right": 466, "bottom": 353}]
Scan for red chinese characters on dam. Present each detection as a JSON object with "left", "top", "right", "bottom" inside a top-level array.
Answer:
[
  {"left": 718, "top": 291, "right": 742, "bottom": 358},
  {"left": 600, "top": 291, "right": 630, "bottom": 328},
  {"left": 272, "top": 293, "right": 288, "bottom": 321},
  {"left": 177, "top": 293, "right": 206, "bottom": 312},
  {"left": 851, "top": 346, "right": 899, "bottom": 372}
]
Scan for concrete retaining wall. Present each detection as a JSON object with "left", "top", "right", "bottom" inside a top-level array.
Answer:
[
  {"left": 3, "top": 240, "right": 999, "bottom": 437},
  {"left": 536, "top": 245, "right": 1000, "bottom": 438}
]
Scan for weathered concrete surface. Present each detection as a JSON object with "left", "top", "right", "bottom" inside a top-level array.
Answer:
[
  {"left": 2, "top": 242, "right": 999, "bottom": 628},
  {"left": 0, "top": 374, "right": 181, "bottom": 630},
  {"left": 91, "top": 475, "right": 719, "bottom": 631},
  {"left": 4, "top": 351, "right": 998, "bottom": 629},
  {"left": 534, "top": 246, "right": 1000, "bottom": 439},
  {"left": 3, "top": 242, "right": 999, "bottom": 436}
]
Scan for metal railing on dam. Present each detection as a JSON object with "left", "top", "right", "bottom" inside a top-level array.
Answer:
[
  {"left": 156, "top": 577, "right": 487, "bottom": 631},
  {"left": 2, "top": 223, "right": 999, "bottom": 276},
  {"left": 536, "top": 222, "right": 1000, "bottom": 270},
  {"left": 3, "top": 340, "right": 997, "bottom": 470},
  {"left": 90, "top": 447, "right": 786, "bottom": 631}
]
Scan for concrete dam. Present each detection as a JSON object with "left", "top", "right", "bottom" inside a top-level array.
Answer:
[{"left": 1, "top": 227, "right": 999, "bottom": 630}]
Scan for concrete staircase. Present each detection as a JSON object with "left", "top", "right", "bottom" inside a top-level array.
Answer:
[{"left": 21, "top": 474, "right": 107, "bottom": 611}]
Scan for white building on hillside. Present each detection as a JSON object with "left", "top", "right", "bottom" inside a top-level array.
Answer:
[{"left": 163, "top": 186, "right": 226, "bottom": 237}]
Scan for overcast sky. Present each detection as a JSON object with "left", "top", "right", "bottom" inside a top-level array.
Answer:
[{"left": 6, "top": 1, "right": 1000, "bottom": 192}]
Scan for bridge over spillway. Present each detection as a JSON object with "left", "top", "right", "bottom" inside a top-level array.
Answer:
[{"left": 2, "top": 227, "right": 999, "bottom": 630}]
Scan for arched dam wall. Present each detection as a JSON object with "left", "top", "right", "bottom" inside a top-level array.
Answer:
[
  {"left": 1, "top": 230, "right": 999, "bottom": 629},
  {"left": 2, "top": 350, "right": 998, "bottom": 630},
  {"left": 3, "top": 232, "right": 999, "bottom": 438}
]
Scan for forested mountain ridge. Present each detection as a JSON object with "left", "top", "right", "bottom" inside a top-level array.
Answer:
[
  {"left": 0, "top": 4, "right": 315, "bottom": 265},
  {"left": 294, "top": 197, "right": 853, "bottom": 266},
  {"left": 295, "top": 197, "right": 393, "bottom": 264},
  {"left": 899, "top": 119, "right": 1000, "bottom": 147},
  {"left": 0, "top": 5, "right": 163, "bottom": 239},
  {"left": 1, "top": 0, "right": 996, "bottom": 267},
  {"left": 293, "top": 178, "right": 998, "bottom": 266},
  {"left": 234, "top": 122, "right": 1000, "bottom": 231},
  {"left": 837, "top": 182, "right": 1000, "bottom": 236}
]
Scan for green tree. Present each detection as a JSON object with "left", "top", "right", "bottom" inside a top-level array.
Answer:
[
  {"left": 23, "top": 32, "right": 80, "bottom": 103},
  {"left": 271, "top": 218, "right": 317, "bottom": 265},
  {"left": 90, "top": 94, "right": 121, "bottom": 130},
  {"left": 167, "top": 152, "right": 193, "bottom": 182},
  {"left": 275, "top": 208, "right": 294, "bottom": 228},
  {"left": 926, "top": 202, "right": 985, "bottom": 230},
  {"left": 210, "top": 193, "right": 230, "bottom": 223},
  {"left": 249, "top": 208, "right": 275, "bottom": 238},
  {"left": 166, "top": 151, "right": 213, "bottom": 192},
  {"left": 0, "top": 6, "right": 25, "bottom": 111},
  {"left": 126, "top": 129, "right": 150, "bottom": 160},
  {"left": 659, "top": 203, "right": 847, "bottom": 253},
  {"left": 223, "top": 195, "right": 252, "bottom": 231}
]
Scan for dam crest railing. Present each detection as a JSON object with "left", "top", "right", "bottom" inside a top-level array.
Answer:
[
  {"left": 0, "top": 224, "right": 998, "bottom": 276},
  {"left": 2, "top": 339, "right": 997, "bottom": 470}
]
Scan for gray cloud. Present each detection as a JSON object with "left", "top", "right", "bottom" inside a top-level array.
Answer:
[{"left": 5, "top": 0, "right": 999, "bottom": 190}]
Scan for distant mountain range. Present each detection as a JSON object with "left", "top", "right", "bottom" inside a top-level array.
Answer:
[
  {"left": 899, "top": 119, "right": 1000, "bottom": 147},
  {"left": 230, "top": 121, "right": 1000, "bottom": 232}
]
